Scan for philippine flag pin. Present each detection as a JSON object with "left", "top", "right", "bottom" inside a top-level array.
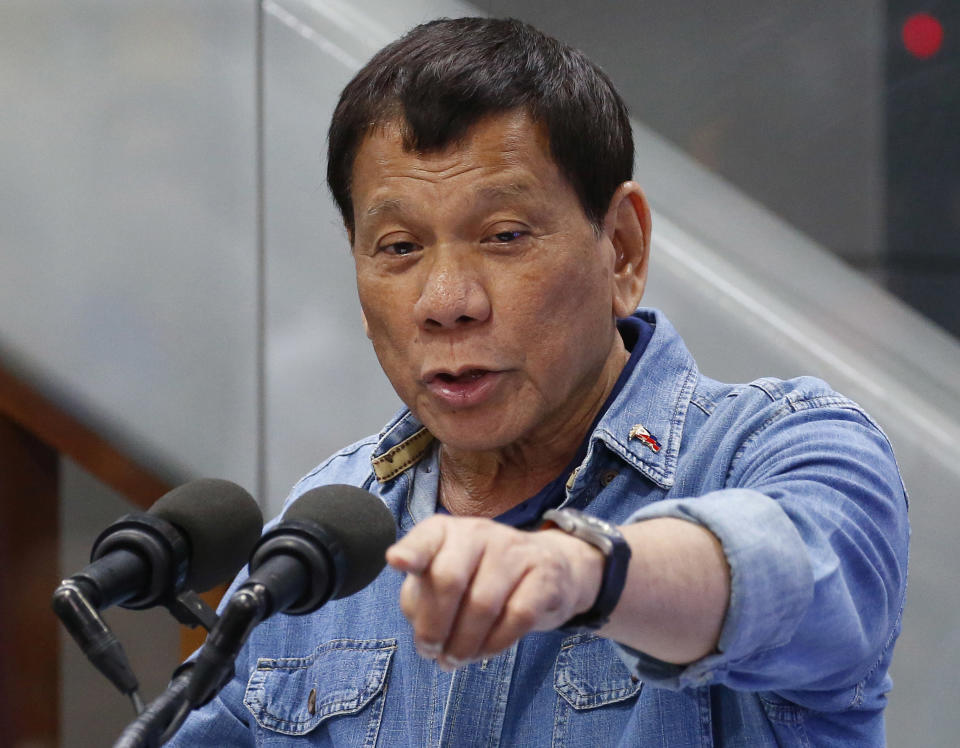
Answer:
[{"left": 629, "top": 423, "right": 662, "bottom": 453}]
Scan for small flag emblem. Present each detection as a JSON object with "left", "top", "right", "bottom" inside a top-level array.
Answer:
[{"left": 629, "top": 424, "right": 662, "bottom": 452}]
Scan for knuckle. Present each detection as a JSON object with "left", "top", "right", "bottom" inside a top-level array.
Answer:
[
  {"left": 469, "top": 591, "right": 503, "bottom": 621},
  {"left": 539, "top": 586, "right": 566, "bottom": 616},
  {"left": 537, "top": 562, "right": 569, "bottom": 597},
  {"left": 431, "top": 568, "right": 468, "bottom": 596},
  {"left": 505, "top": 600, "right": 538, "bottom": 631}
]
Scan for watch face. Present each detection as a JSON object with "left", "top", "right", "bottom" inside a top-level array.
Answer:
[
  {"left": 542, "top": 509, "right": 622, "bottom": 557},
  {"left": 581, "top": 514, "right": 617, "bottom": 534}
]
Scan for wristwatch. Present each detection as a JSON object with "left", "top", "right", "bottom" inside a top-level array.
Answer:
[{"left": 540, "top": 508, "right": 631, "bottom": 631}]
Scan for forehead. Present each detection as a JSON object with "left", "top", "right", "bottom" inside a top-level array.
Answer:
[{"left": 349, "top": 110, "right": 569, "bottom": 213}]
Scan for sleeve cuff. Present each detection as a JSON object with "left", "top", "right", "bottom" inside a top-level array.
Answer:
[{"left": 613, "top": 489, "right": 814, "bottom": 689}]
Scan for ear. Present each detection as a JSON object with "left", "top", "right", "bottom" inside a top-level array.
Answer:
[
  {"left": 602, "top": 181, "right": 652, "bottom": 318},
  {"left": 360, "top": 307, "right": 372, "bottom": 339}
]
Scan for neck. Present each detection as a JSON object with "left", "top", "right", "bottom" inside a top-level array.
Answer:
[{"left": 438, "top": 444, "right": 570, "bottom": 518}]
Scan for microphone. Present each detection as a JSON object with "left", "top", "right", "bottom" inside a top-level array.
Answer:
[
  {"left": 64, "top": 478, "right": 263, "bottom": 609},
  {"left": 181, "top": 484, "right": 396, "bottom": 710},
  {"left": 53, "top": 479, "right": 263, "bottom": 699}
]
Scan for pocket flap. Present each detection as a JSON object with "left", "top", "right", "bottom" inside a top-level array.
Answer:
[
  {"left": 244, "top": 638, "right": 397, "bottom": 735},
  {"left": 554, "top": 634, "right": 643, "bottom": 710}
]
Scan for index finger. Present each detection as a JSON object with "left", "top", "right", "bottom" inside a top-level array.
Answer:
[{"left": 386, "top": 515, "right": 449, "bottom": 575}]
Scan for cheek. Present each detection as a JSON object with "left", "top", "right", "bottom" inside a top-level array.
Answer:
[
  {"left": 358, "top": 304, "right": 422, "bottom": 405},
  {"left": 507, "top": 253, "right": 616, "bottom": 386},
  {"left": 512, "top": 250, "right": 613, "bottom": 328},
  {"left": 357, "top": 278, "right": 411, "bottom": 360},
  {"left": 361, "top": 303, "right": 405, "bottom": 357}
]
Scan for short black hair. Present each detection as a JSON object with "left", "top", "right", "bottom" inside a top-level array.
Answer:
[{"left": 327, "top": 17, "right": 633, "bottom": 234}]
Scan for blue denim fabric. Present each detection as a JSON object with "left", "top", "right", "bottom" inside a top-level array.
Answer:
[{"left": 169, "top": 309, "right": 909, "bottom": 747}]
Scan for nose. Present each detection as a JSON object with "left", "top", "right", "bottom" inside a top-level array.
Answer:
[{"left": 413, "top": 249, "right": 491, "bottom": 330}]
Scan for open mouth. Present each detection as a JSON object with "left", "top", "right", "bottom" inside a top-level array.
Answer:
[
  {"left": 430, "top": 369, "right": 489, "bottom": 384},
  {"left": 423, "top": 368, "right": 503, "bottom": 407}
]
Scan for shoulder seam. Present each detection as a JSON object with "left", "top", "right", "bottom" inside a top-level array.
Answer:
[{"left": 728, "top": 389, "right": 877, "bottom": 478}]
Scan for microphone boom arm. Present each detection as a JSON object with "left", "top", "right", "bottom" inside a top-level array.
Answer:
[{"left": 183, "top": 553, "right": 313, "bottom": 709}]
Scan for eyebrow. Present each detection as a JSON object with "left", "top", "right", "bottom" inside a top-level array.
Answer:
[
  {"left": 474, "top": 182, "right": 534, "bottom": 202},
  {"left": 364, "top": 182, "right": 535, "bottom": 219},
  {"left": 365, "top": 198, "right": 405, "bottom": 217}
]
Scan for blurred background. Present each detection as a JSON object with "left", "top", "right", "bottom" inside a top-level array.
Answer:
[{"left": 1, "top": 1, "right": 957, "bottom": 745}]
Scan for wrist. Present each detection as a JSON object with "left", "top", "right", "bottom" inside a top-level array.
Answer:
[
  {"left": 540, "top": 508, "right": 632, "bottom": 631},
  {"left": 544, "top": 528, "right": 606, "bottom": 615}
]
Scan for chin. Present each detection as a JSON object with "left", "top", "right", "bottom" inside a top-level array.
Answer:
[
  {"left": 421, "top": 410, "right": 525, "bottom": 453},
  {"left": 428, "top": 425, "right": 509, "bottom": 453}
]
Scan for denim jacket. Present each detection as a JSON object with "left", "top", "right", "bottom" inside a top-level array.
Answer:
[{"left": 171, "top": 309, "right": 909, "bottom": 747}]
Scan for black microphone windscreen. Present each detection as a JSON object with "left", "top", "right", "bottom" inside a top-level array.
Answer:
[
  {"left": 284, "top": 485, "right": 396, "bottom": 598},
  {"left": 149, "top": 479, "right": 263, "bottom": 592}
]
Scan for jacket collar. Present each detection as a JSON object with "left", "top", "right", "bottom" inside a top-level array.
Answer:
[
  {"left": 369, "top": 308, "right": 698, "bottom": 490},
  {"left": 590, "top": 309, "right": 698, "bottom": 490},
  {"left": 371, "top": 409, "right": 433, "bottom": 483}
]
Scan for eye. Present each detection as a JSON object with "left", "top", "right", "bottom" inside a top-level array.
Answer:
[
  {"left": 380, "top": 241, "right": 419, "bottom": 256},
  {"left": 489, "top": 230, "right": 526, "bottom": 244}
]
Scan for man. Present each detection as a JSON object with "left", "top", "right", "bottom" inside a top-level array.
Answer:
[{"left": 172, "top": 17, "right": 908, "bottom": 746}]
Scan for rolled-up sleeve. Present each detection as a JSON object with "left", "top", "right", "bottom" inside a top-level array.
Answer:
[{"left": 614, "top": 401, "right": 909, "bottom": 707}]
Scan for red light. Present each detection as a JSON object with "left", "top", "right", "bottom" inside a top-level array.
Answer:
[{"left": 902, "top": 12, "right": 944, "bottom": 60}]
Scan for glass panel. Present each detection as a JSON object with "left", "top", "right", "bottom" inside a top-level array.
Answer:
[{"left": 0, "top": 1, "right": 259, "bottom": 489}]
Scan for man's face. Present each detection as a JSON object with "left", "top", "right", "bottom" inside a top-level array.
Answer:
[{"left": 350, "top": 110, "right": 628, "bottom": 453}]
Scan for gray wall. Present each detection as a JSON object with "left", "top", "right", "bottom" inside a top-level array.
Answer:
[
  {"left": 261, "top": 0, "right": 401, "bottom": 508},
  {"left": 1, "top": 1, "right": 957, "bottom": 745},
  {"left": 0, "top": 0, "right": 260, "bottom": 492}
]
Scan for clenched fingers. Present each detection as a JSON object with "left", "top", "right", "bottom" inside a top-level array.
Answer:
[{"left": 386, "top": 516, "right": 603, "bottom": 668}]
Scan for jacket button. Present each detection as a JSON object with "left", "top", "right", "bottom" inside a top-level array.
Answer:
[
  {"left": 308, "top": 687, "right": 317, "bottom": 715},
  {"left": 600, "top": 470, "right": 618, "bottom": 487}
]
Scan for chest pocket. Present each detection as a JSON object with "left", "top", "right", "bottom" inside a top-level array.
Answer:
[
  {"left": 554, "top": 633, "right": 643, "bottom": 710},
  {"left": 243, "top": 638, "right": 396, "bottom": 738},
  {"left": 552, "top": 634, "right": 643, "bottom": 748}
]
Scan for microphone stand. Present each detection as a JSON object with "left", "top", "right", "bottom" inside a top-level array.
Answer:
[
  {"left": 114, "top": 555, "right": 313, "bottom": 746},
  {"left": 113, "top": 669, "right": 192, "bottom": 748},
  {"left": 110, "top": 584, "right": 275, "bottom": 747}
]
